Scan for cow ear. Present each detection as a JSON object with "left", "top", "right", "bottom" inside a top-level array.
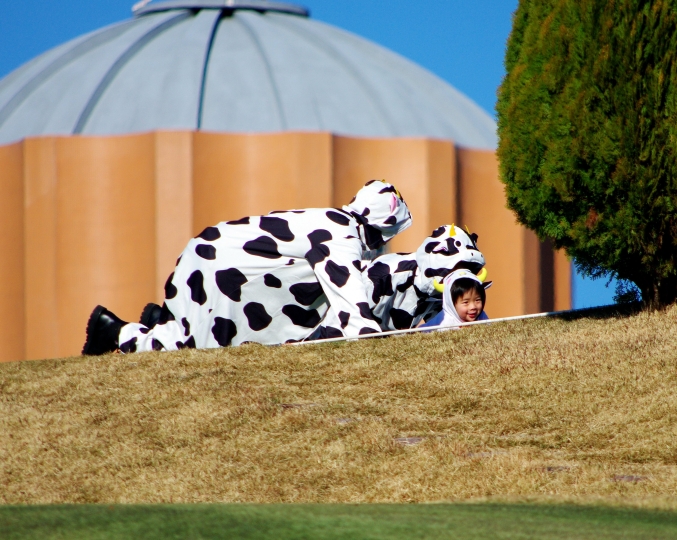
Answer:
[
  {"left": 389, "top": 193, "right": 397, "bottom": 213},
  {"left": 482, "top": 281, "right": 493, "bottom": 290}
]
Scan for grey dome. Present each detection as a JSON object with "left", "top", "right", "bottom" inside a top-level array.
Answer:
[{"left": 0, "top": 0, "right": 497, "bottom": 148}]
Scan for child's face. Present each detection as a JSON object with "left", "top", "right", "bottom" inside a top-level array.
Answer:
[{"left": 454, "top": 289, "right": 484, "bottom": 322}]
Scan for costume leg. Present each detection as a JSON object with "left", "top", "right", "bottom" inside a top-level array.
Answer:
[{"left": 118, "top": 317, "right": 188, "bottom": 353}]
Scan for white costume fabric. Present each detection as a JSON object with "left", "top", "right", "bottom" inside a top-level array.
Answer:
[
  {"left": 117, "top": 181, "right": 412, "bottom": 352},
  {"left": 318, "top": 225, "right": 488, "bottom": 333}
]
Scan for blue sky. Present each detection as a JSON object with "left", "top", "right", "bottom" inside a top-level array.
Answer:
[{"left": 0, "top": 0, "right": 617, "bottom": 309}]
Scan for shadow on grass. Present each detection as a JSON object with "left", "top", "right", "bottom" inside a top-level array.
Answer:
[
  {"left": 2, "top": 503, "right": 677, "bottom": 539},
  {"left": 554, "top": 302, "right": 643, "bottom": 322}
]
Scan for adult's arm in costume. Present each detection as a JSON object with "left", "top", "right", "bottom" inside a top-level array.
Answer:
[{"left": 310, "top": 235, "right": 382, "bottom": 336}]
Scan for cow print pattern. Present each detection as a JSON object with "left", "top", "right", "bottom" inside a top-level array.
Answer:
[
  {"left": 305, "top": 229, "right": 332, "bottom": 268},
  {"left": 244, "top": 302, "right": 272, "bottom": 331},
  {"left": 158, "top": 303, "right": 175, "bottom": 324},
  {"left": 215, "top": 268, "right": 248, "bottom": 302},
  {"left": 243, "top": 236, "right": 281, "bottom": 259},
  {"left": 187, "top": 271, "right": 207, "bottom": 305},
  {"left": 290, "top": 282, "right": 324, "bottom": 306},
  {"left": 212, "top": 317, "right": 237, "bottom": 346},
  {"left": 316, "top": 326, "right": 343, "bottom": 339},
  {"left": 120, "top": 337, "right": 137, "bottom": 353},
  {"left": 227, "top": 217, "right": 250, "bottom": 225},
  {"left": 259, "top": 216, "right": 295, "bottom": 242},
  {"left": 198, "top": 227, "right": 221, "bottom": 241},
  {"left": 164, "top": 272, "right": 178, "bottom": 299},
  {"left": 325, "top": 260, "right": 350, "bottom": 287},
  {"left": 367, "top": 261, "right": 393, "bottom": 303},
  {"left": 115, "top": 186, "right": 411, "bottom": 352},
  {"left": 326, "top": 210, "right": 350, "bottom": 226},
  {"left": 196, "top": 244, "right": 216, "bottom": 260},
  {"left": 283, "top": 305, "right": 322, "bottom": 328},
  {"left": 319, "top": 225, "right": 487, "bottom": 333},
  {"left": 264, "top": 273, "right": 282, "bottom": 288},
  {"left": 338, "top": 311, "right": 350, "bottom": 329}
]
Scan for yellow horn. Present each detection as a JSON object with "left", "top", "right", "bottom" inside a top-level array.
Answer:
[
  {"left": 433, "top": 278, "right": 445, "bottom": 293},
  {"left": 477, "top": 268, "right": 488, "bottom": 283},
  {"left": 449, "top": 223, "right": 455, "bottom": 236},
  {"left": 380, "top": 179, "right": 401, "bottom": 199}
]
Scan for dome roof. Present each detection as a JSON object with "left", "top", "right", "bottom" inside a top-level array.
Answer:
[{"left": 0, "top": 0, "right": 497, "bottom": 148}]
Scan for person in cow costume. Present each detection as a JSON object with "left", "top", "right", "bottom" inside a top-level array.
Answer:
[
  {"left": 428, "top": 268, "right": 491, "bottom": 327},
  {"left": 117, "top": 222, "right": 490, "bottom": 343},
  {"left": 315, "top": 224, "right": 489, "bottom": 336},
  {"left": 82, "top": 180, "right": 412, "bottom": 355}
]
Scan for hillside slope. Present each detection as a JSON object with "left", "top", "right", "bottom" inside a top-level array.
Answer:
[{"left": 2, "top": 306, "right": 677, "bottom": 506}]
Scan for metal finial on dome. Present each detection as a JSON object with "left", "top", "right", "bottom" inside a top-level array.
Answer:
[
  {"left": 133, "top": 0, "right": 310, "bottom": 17},
  {"left": 132, "top": 0, "right": 153, "bottom": 11}
]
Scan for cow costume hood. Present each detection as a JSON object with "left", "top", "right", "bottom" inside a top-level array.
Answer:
[
  {"left": 440, "top": 269, "right": 491, "bottom": 327},
  {"left": 415, "top": 224, "right": 487, "bottom": 295},
  {"left": 344, "top": 180, "right": 412, "bottom": 249}
]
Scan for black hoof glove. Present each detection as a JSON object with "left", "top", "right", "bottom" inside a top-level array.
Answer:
[
  {"left": 82, "top": 305, "right": 127, "bottom": 356},
  {"left": 139, "top": 302, "right": 162, "bottom": 329}
]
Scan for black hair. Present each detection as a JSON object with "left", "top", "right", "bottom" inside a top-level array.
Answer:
[
  {"left": 450, "top": 277, "right": 486, "bottom": 307},
  {"left": 451, "top": 261, "right": 484, "bottom": 274}
]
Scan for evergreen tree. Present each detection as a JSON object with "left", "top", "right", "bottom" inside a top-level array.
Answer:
[{"left": 497, "top": 0, "right": 677, "bottom": 307}]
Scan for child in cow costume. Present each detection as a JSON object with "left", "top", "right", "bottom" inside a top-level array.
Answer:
[
  {"left": 421, "top": 269, "right": 490, "bottom": 328},
  {"left": 315, "top": 224, "right": 489, "bottom": 336},
  {"left": 368, "top": 224, "right": 489, "bottom": 329},
  {"left": 82, "top": 180, "right": 413, "bottom": 354}
]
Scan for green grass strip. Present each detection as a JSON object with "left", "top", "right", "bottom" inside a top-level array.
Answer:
[{"left": 2, "top": 503, "right": 677, "bottom": 539}]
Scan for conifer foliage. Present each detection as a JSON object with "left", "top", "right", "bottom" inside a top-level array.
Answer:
[{"left": 497, "top": 0, "right": 677, "bottom": 307}]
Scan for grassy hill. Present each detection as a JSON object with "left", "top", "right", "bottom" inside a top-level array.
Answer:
[{"left": 2, "top": 305, "right": 677, "bottom": 507}]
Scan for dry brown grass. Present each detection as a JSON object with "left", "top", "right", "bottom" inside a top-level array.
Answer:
[{"left": 2, "top": 306, "right": 677, "bottom": 507}]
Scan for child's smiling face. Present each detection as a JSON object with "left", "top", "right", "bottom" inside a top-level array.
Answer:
[{"left": 454, "top": 289, "right": 484, "bottom": 322}]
